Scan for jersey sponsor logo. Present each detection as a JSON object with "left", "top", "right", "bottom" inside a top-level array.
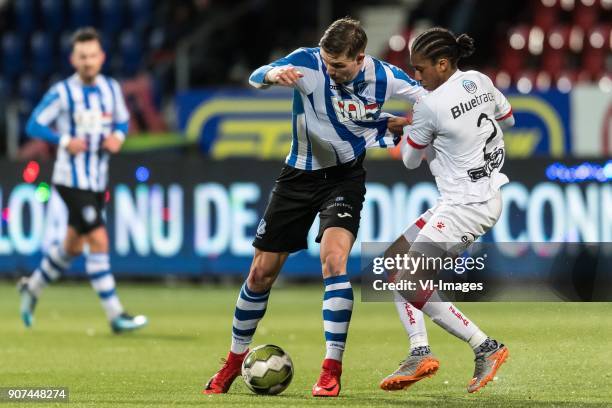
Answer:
[
  {"left": 74, "top": 110, "right": 113, "bottom": 134},
  {"left": 462, "top": 80, "right": 478, "bottom": 94},
  {"left": 337, "top": 212, "right": 352, "bottom": 218},
  {"left": 450, "top": 92, "right": 495, "bottom": 119},
  {"left": 331, "top": 97, "right": 380, "bottom": 123}
]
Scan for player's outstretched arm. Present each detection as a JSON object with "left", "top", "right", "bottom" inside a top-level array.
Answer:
[
  {"left": 248, "top": 48, "right": 317, "bottom": 92},
  {"left": 264, "top": 66, "right": 304, "bottom": 87}
]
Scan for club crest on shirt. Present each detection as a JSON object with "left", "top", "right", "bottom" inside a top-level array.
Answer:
[
  {"left": 462, "top": 80, "right": 477, "bottom": 94},
  {"left": 331, "top": 97, "right": 380, "bottom": 123},
  {"left": 256, "top": 219, "right": 267, "bottom": 236}
]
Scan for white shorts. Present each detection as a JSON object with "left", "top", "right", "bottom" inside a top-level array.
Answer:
[{"left": 402, "top": 191, "right": 503, "bottom": 254}]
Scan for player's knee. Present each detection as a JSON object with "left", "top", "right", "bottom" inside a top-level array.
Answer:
[{"left": 321, "top": 251, "right": 347, "bottom": 277}]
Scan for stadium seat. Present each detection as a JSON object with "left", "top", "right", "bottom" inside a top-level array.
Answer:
[
  {"left": 533, "top": 1, "right": 559, "bottom": 32},
  {"left": 15, "top": 0, "right": 35, "bottom": 36},
  {"left": 547, "top": 25, "right": 571, "bottom": 51},
  {"left": 516, "top": 70, "right": 537, "bottom": 93},
  {"left": 100, "top": 0, "right": 124, "bottom": 37},
  {"left": 18, "top": 75, "right": 42, "bottom": 109},
  {"left": 568, "top": 25, "right": 585, "bottom": 53},
  {"left": 119, "top": 31, "right": 143, "bottom": 77},
  {"left": 555, "top": 69, "right": 578, "bottom": 92},
  {"left": 41, "top": 0, "right": 65, "bottom": 34},
  {"left": 498, "top": 46, "right": 525, "bottom": 80},
  {"left": 69, "top": 0, "right": 94, "bottom": 29},
  {"left": 493, "top": 70, "right": 512, "bottom": 90},
  {"left": 0, "top": 76, "right": 8, "bottom": 97},
  {"left": 31, "top": 32, "right": 55, "bottom": 79},
  {"left": 573, "top": 1, "right": 600, "bottom": 31},
  {"left": 535, "top": 70, "right": 553, "bottom": 91},
  {"left": 128, "top": 0, "right": 152, "bottom": 32},
  {"left": 541, "top": 48, "right": 566, "bottom": 79},
  {"left": 2, "top": 33, "right": 25, "bottom": 81},
  {"left": 581, "top": 48, "right": 605, "bottom": 78},
  {"left": 59, "top": 32, "right": 73, "bottom": 76}
]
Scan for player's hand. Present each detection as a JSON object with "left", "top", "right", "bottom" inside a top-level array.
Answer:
[
  {"left": 66, "top": 138, "right": 88, "bottom": 155},
  {"left": 102, "top": 133, "right": 124, "bottom": 154},
  {"left": 387, "top": 116, "right": 411, "bottom": 136},
  {"left": 265, "top": 66, "right": 304, "bottom": 87}
]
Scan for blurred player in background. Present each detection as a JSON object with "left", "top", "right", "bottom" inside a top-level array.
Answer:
[
  {"left": 379, "top": 28, "right": 512, "bottom": 393},
  {"left": 18, "top": 27, "right": 147, "bottom": 334},
  {"left": 203, "top": 17, "right": 424, "bottom": 397}
]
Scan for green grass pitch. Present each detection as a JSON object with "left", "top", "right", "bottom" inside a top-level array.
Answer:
[{"left": 1, "top": 283, "right": 611, "bottom": 407}]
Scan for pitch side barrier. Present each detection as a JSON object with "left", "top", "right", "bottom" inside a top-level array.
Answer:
[{"left": 0, "top": 157, "right": 610, "bottom": 288}]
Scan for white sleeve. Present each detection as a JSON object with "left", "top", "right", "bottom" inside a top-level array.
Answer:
[
  {"left": 400, "top": 100, "right": 435, "bottom": 169},
  {"left": 405, "top": 99, "right": 435, "bottom": 148},
  {"left": 384, "top": 63, "right": 427, "bottom": 103}
]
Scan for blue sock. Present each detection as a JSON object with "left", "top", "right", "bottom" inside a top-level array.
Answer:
[
  {"left": 28, "top": 244, "right": 73, "bottom": 296},
  {"left": 86, "top": 253, "right": 123, "bottom": 320},
  {"left": 231, "top": 282, "right": 270, "bottom": 354},
  {"left": 322, "top": 274, "right": 353, "bottom": 362}
]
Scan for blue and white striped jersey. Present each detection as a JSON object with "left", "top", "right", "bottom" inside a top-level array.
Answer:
[
  {"left": 249, "top": 47, "right": 426, "bottom": 170},
  {"left": 26, "top": 74, "right": 129, "bottom": 192}
]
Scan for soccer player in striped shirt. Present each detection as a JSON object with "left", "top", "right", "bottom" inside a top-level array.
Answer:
[
  {"left": 18, "top": 28, "right": 147, "bottom": 334},
  {"left": 203, "top": 17, "right": 424, "bottom": 397}
]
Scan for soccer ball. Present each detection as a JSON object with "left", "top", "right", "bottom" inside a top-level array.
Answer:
[{"left": 241, "top": 344, "right": 294, "bottom": 395}]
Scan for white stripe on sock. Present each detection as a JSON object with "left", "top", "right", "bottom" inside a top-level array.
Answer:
[
  {"left": 323, "top": 297, "right": 353, "bottom": 311},
  {"left": 325, "top": 282, "right": 352, "bottom": 291}
]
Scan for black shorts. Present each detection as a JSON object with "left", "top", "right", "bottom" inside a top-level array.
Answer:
[
  {"left": 253, "top": 154, "right": 367, "bottom": 253},
  {"left": 55, "top": 185, "right": 106, "bottom": 234}
]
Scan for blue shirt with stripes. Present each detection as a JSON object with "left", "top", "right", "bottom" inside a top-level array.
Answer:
[
  {"left": 26, "top": 74, "right": 130, "bottom": 192},
  {"left": 249, "top": 47, "right": 426, "bottom": 170}
]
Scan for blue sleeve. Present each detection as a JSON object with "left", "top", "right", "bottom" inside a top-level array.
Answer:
[
  {"left": 249, "top": 47, "right": 319, "bottom": 86},
  {"left": 113, "top": 121, "right": 129, "bottom": 134},
  {"left": 26, "top": 89, "right": 61, "bottom": 144}
]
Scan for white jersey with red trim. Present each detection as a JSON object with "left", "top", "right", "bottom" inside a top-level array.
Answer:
[{"left": 406, "top": 69, "right": 512, "bottom": 204}]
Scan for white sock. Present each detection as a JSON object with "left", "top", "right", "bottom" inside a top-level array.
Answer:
[
  {"left": 420, "top": 291, "right": 484, "bottom": 343},
  {"left": 322, "top": 275, "right": 353, "bottom": 362},
  {"left": 393, "top": 291, "right": 429, "bottom": 350},
  {"left": 468, "top": 330, "right": 488, "bottom": 350},
  {"left": 86, "top": 253, "right": 123, "bottom": 320},
  {"left": 28, "top": 244, "right": 73, "bottom": 297}
]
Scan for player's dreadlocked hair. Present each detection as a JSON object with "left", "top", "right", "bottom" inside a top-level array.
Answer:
[
  {"left": 411, "top": 27, "right": 475, "bottom": 67},
  {"left": 319, "top": 17, "right": 367, "bottom": 59}
]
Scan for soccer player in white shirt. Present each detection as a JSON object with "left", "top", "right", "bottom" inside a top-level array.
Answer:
[
  {"left": 379, "top": 28, "right": 512, "bottom": 394},
  {"left": 18, "top": 28, "right": 147, "bottom": 334},
  {"left": 203, "top": 17, "right": 422, "bottom": 397}
]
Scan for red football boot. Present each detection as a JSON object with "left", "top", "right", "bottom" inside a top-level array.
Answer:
[
  {"left": 202, "top": 350, "right": 248, "bottom": 394},
  {"left": 312, "top": 358, "right": 342, "bottom": 397}
]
